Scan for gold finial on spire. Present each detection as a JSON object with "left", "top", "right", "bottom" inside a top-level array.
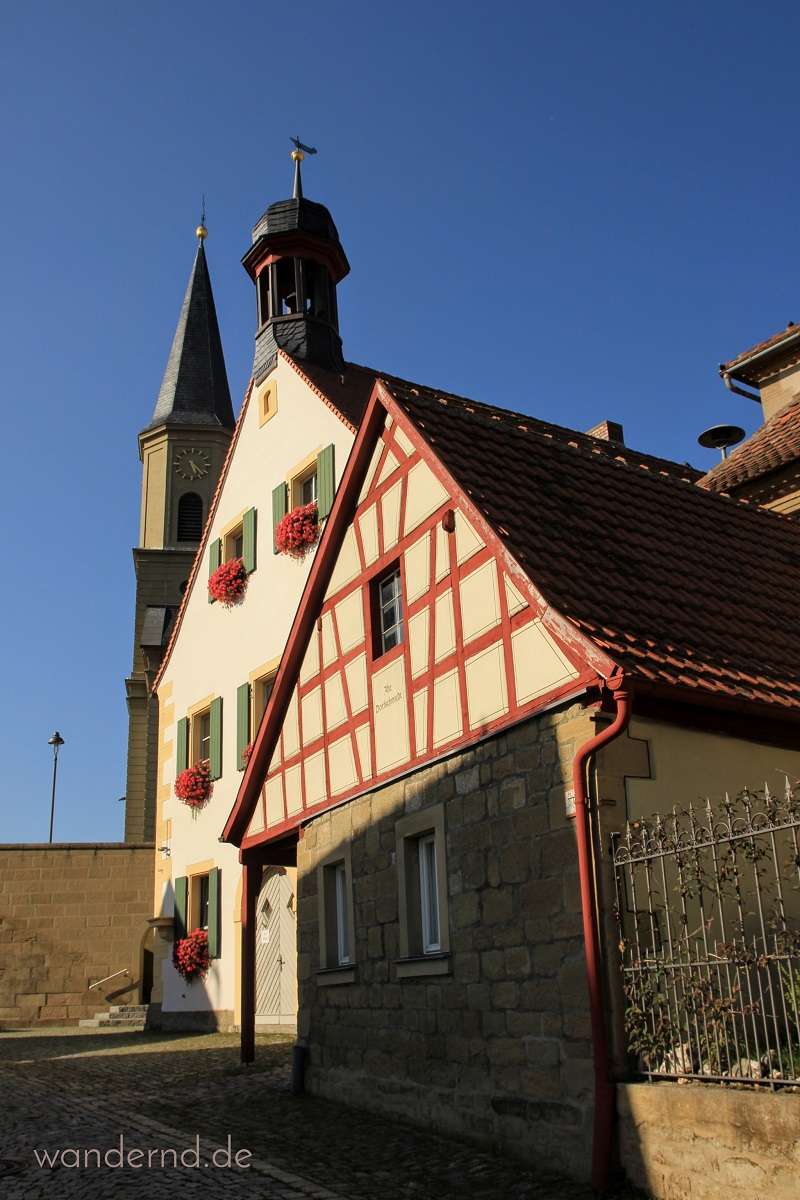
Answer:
[
  {"left": 291, "top": 147, "right": 305, "bottom": 163},
  {"left": 290, "top": 137, "right": 317, "bottom": 200},
  {"left": 196, "top": 194, "right": 208, "bottom": 240}
]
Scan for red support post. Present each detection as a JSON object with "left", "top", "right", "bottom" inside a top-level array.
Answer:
[{"left": 240, "top": 858, "right": 261, "bottom": 1064}]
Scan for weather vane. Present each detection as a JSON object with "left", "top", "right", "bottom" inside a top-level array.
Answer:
[{"left": 290, "top": 136, "right": 317, "bottom": 199}]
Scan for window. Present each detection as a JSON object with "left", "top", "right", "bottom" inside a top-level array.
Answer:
[
  {"left": 291, "top": 466, "right": 318, "bottom": 509},
  {"left": 317, "top": 846, "right": 355, "bottom": 982},
  {"left": 418, "top": 834, "right": 440, "bottom": 952},
  {"left": 301, "top": 259, "right": 331, "bottom": 320},
  {"left": 177, "top": 492, "right": 203, "bottom": 542},
  {"left": 276, "top": 257, "right": 298, "bottom": 315},
  {"left": 191, "top": 878, "right": 208, "bottom": 931},
  {"left": 253, "top": 670, "right": 277, "bottom": 725},
  {"left": 373, "top": 565, "right": 404, "bottom": 657},
  {"left": 194, "top": 708, "right": 211, "bottom": 764},
  {"left": 176, "top": 697, "right": 222, "bottom": 780},
  {"left": 334, "top": 863, "right": 350, "bottom": 965},
  {"left": 181, "top": 866, "right": 221, "bottom": 956},
  {"left": 257, "top": 269, "right": 272, "bottom": 326},
  {"left": 225, "top": 524, "right": 244, "bottom": 562},
  {"left": 395, "top": 805, "right": 450, "bottom": 977}
]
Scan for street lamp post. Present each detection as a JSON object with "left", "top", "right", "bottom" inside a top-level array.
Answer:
[{"left": 47, "top": 731, "right": 65, "bottom": 843}]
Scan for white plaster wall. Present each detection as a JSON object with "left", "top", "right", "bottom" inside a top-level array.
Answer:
[{"left": 157, "top": 355, "right": 356, "bottom": 1014}]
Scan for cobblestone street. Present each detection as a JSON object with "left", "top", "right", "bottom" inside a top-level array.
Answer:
[{"left": 0, "top": 1027, "right": 645, "bottom": 1199}]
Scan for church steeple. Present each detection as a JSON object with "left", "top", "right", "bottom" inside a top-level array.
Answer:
[
  {"left": 125, "top": 226, "right": 235, "bottom": 843},
  {"left": 146, "top": 235, "right": 234, "bottom": 432},
  {"left": 243, "top": 142, "right": 350, "bottom": 383}
]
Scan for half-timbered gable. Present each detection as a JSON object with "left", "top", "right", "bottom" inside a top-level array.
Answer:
[{"left": 226, "top": 386, "right": 610, "bottom": 849}]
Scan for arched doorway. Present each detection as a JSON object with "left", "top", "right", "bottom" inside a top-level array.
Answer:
[{"left": 255, "top": 867, "right": 297, "bottom": 1026}]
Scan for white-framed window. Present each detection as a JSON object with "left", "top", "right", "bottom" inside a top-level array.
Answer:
[
  {"left": 395, "top": 805, "right": 450, "bottom": 977},
  {"left": 317, "top": 846, "right": 355, "bottom": 980},
  {"left": 334, "top": 862, "right": 350, "bottom": 965},
  {"left": 193, "top": 708, "right": 211, "bottom": 763},
  {"left": 418, "top": 833, "right": 440, "bottom": 953},
  {"left": 373, "top": 564, "right": 404, "bottom": 657}
]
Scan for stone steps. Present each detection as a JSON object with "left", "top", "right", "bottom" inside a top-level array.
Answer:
[{"left": 78, "top": 1004, "right": 149, "bottom": 1030}]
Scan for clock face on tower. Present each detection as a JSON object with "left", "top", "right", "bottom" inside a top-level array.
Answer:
[{"left": 174, "top": 447, "right": 211, "bottom": 481}]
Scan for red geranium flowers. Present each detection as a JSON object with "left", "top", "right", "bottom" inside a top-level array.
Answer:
[
  {"left": 275, "top": 502, "right": 319, "bottom": 560},
  {"left": 174, "top": 760, "right": 212, "bottom": 809},
  {"left": 208, "top": 557, "right": 248, "bottom": 606},
  {"left": 173, "top": 928, "right": 210, "bottom": 983}
]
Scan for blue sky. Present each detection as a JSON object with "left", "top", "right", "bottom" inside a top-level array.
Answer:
[{"left": 1, "top": 2, "right": 797, "bottom": 842}]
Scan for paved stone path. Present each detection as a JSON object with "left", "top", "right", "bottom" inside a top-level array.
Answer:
[{"left": 0, "top": 1028, "right": 645, "bottom": 1198}]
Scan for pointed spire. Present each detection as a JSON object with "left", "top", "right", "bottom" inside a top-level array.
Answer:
[{"left": 147, "top": 230, "right": 234, "bottom": 431}]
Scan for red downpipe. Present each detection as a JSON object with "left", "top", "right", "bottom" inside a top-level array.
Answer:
[{"left": 571, "top": 678, "right": 630, "bottom": 1192}]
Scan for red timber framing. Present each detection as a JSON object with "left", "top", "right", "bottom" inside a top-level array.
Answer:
[{"left": 223, "top": 382, "right": 617, "bottom": 851}]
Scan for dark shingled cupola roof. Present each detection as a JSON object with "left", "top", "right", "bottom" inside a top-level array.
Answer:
[{"left": 146, "top": 242, "right": 234, "bottom": 432}]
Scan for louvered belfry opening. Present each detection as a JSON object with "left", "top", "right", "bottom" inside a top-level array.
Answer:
[{"left": 177, "top": 492, "right": 203, "bottom": 542}]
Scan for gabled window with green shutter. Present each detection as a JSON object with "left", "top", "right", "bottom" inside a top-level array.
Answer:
[
  {"left": 176, "top": 717, "right": 189, "bottom": 774},
  {"left": 272, "top": 481, "right": 288, "bottom": 553},
  {"left": 207, "top": 867, "right": 221, "bottom": 958},
  {"left": 209, "top": 696, "right": 223, "bottom": 780},
  {"left": 316, "top": 443, "right": 335, "bottom": 519},
  {"left": 208, "top": 537, "right": 222, "bottom": 603},
  {"left": 236, "top": 682, "right": 251, "bottom": 771},
  {"left": 174, "top": 876, "right": 188, "bottom": 942}
]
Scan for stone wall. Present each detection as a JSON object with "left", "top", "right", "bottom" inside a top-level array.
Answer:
[
  {"left": 0, "top": 843, "right": 154, "bottom": 1028},
  {"left": 618, "top": 1081, "right": 800, "bottom": 1199},
  {"left": 296, "top": 700, "right": 597, "bottom": 1180}
]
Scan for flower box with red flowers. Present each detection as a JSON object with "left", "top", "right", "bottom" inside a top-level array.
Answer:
[
  {"left": 174, "top": 760, "right": 213, "bottom": 809},
  {"left": 173, "top": 928, "right": 210, "bottom": 983},
  {"left": 275, "top": 502, "right": 320, "bottom": 560},
  {"left": 241, "top": 741, "right": 254, "bottom": 769},
  {"left": 208, "top": 557, "right": 248, "bottom": 607}
]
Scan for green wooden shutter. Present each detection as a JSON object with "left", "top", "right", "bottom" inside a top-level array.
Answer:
[
  {"left": 209, "top": 696, "right": 223, "bottom": 779},
  {"left": 317, "top": 443, "right": 335, "bottom": 520},
  {"left": 236, "top": 682, "right": 251, "bottom": 771},
  {"left": 174, "top": 876, "right": 188, "bottom": 941},
  {"left": 272, "top": 482, "right": 288, "bottom": 553},
  {"left": 207, "top": 867, "right": 221, "bottom": 958},
  {"left": 176, "top": 717, "right": 189, "bottom": 773},
  {"left": 208, "top": 537, "right": 222, "bottom": 603},
  {"left": 242, "top": 507, "right": 257, "bottom": 574}
]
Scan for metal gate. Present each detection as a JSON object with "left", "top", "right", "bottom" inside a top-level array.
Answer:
[
  {"left": 612, "top": 782, "right": 800, "bottom": 1086},
  {"left": 255, "top": 869, "right": 298, "bottom": 1025}
]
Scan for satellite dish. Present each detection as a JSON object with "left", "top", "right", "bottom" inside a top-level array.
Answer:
[{"left": 697, "top": 424, "right": 746, "bottom": 460}]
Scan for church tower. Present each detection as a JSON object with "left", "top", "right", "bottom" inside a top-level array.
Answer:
[
  {"left": 124, "top": 223, "right": 234, "bottom": 843},
  {"left": 242, "top": 146, "right": 350, "bottom": 385}
]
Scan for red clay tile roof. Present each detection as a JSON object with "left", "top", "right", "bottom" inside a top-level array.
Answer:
[
  {"left": 722, "top": 323, "right": 800, "bottom": 380},
  {"left": 700, "top": 395, "right": 800, "bottom": 494},
  {"left": 380, "top": 378, "right": 800, "bottom": 712}
]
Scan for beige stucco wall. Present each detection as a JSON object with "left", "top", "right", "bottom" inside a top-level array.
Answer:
[
  {"left": 760, "top": 362, "right": 800, "bottom": 423},
  {"left": 0, "top": 844, "right": 153, "bottom": 1028},
  {"left": 618, "top": 1081, "right": 800, "bottom": 1199},
  {"left": 153, "top": 355, "right": 356, "bottom": 1020},
  {"left": 612, "top": 717, "right": 800, "bottom": 821}
]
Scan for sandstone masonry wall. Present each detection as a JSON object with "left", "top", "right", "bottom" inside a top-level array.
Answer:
[
  {"left": 296, "top": 701, "right": 596, "bottom": 1180},
  {"left": 618, "top": 1081, "right": 800, "bottom": 1199},
  {"left": 0, "top": 843, "right": 154, "bottom": 1027}
]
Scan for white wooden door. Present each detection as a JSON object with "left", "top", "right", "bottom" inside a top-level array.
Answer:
[{"left": 255, "top": 870, "right": 297, "bottom": 1025}]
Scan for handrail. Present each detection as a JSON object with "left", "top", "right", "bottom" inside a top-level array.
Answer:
[{"left": 88, "top": 968, "right": 130, "bottom": 991}]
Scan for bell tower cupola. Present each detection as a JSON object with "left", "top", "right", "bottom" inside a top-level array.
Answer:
[{"left": 243, "top": 139, "right": 350, "bottom": 384}]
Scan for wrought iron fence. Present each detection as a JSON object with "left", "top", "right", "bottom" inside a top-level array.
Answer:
[{"left": 611, "top": 781, "right": 800, "bottom": 1087}]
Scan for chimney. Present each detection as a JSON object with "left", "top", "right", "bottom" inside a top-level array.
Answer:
[{"left": 586, "top": 419, "right": 625, "bottom": 445}]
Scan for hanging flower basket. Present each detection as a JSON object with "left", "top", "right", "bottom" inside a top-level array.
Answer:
[
  {"left": 173, "top": 928, "right": 210, "bottom": 983},
  {"left": 276, "top": 502, "right": 319, "bottom": 560},
  {"left": 208, "top": 557, "right": 248, "bottom": 607},
  {"left": 174, "top": 760, "right": 213, "bottom": 809}
]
